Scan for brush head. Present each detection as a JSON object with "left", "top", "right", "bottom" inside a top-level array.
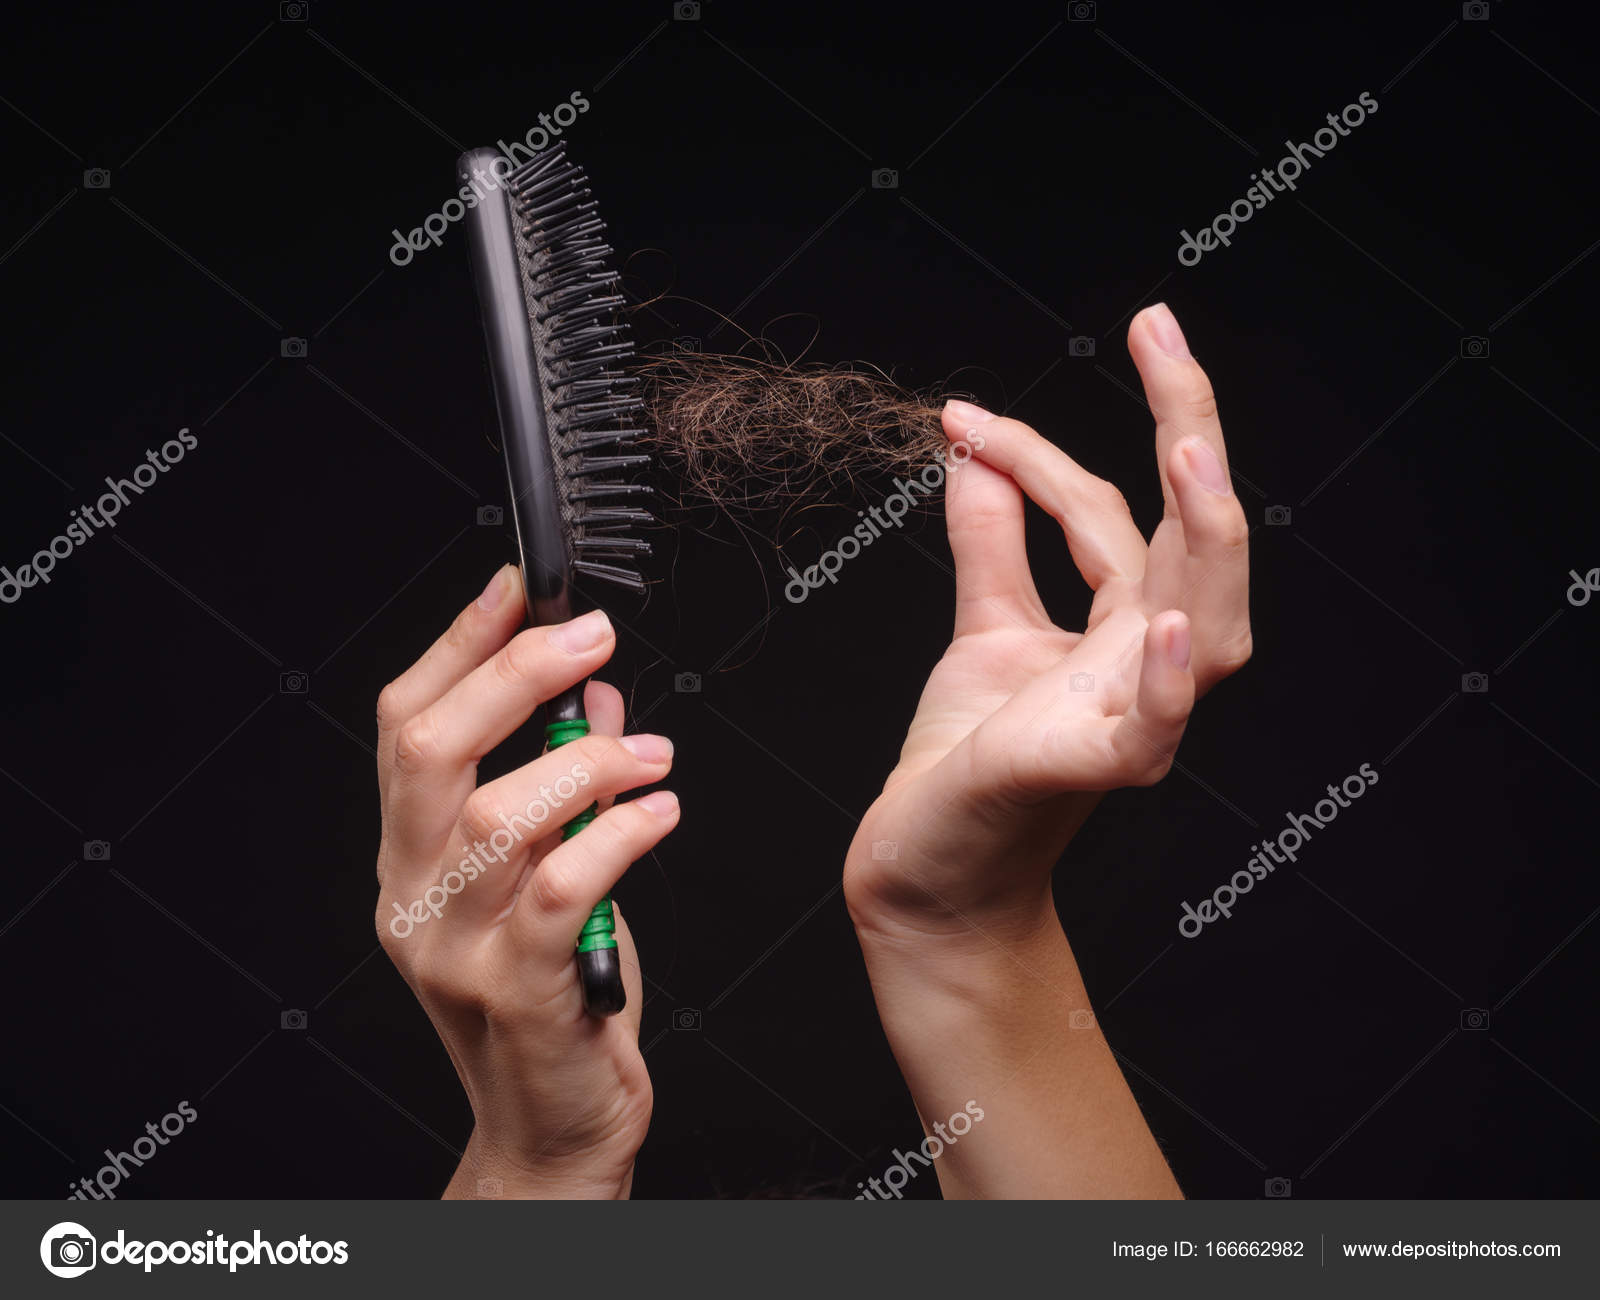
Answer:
[{"left": 459, "top": 143, "right": 652, "bottom": 624}]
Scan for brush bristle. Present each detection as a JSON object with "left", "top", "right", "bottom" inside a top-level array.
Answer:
[{"left": 506, "top": 144, "right": 651, "bottom": 592}]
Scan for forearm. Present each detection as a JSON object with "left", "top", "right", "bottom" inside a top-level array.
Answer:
[{"left": 853, "top": 895, "right": 1181, "bottom": 1200}]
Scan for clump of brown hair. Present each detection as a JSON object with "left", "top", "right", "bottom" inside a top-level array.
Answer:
[{"left": 637, "top": 351, "right": 948, "bottom": 519}]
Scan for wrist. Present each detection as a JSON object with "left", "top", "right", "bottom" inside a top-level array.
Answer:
[
  {"left": 843, "top": 788, "right": 1101, "bottom": 957},
  {"left": 445, "top": 1128, "right": 638, "bottom": 1200},
  {"left": 846, "top": 866, "right": 1060, "bottom": 965},
  {"left": 850, "top": 883, "right": 1081, "bottom": 1018}
]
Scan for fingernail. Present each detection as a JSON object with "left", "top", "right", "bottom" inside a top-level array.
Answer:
[
  {"left": 944, "top": 398, "right": 996, "bottom": 425},
  {"left": 1168, "top": 619, "right": 1191, "bottom": 670},
  {"left": 1181, "top": 436, "right": 1231, "bottom": 495},
  {"left": 620, "top": 733, "right": 673, "bottom": 764},
  {"left": 635, "top": 790, "right": 679, "bottom": 817},
  {"left": 547, "top": 609, "right": 612, "bottom": 653},
  {"left": 1147, "top": 303, "right": 1191, "bottom": 360},
  {"left": 477, "top": 565, "right": 511, "bottom": 612}
]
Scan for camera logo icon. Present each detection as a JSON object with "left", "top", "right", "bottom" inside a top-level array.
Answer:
[
  {"left": 674, "top": 672, "right": 702, "bottom": 693},
  {"left": 674, "top": 1, "right": 701, "bottom": 19},
  {"left": 281, "top": 1008, "right": 309, "bottom": 1030},
  {"left": 673, "top": 1008, "right": 702, "bottom": 1031},
  {"left": 279, "top": 671, "right": 309, "bottom": 695},
  {"left": 82, "top": 169, "right": 111, "bottom": 190},
  {"left": 41, "top": 1222, "right": 97, "bottom": 1278},
  {"left": 1461, "top": 672, "right": 1489, "bottom": 694},
  {"left": 1068, "top": 1009, "right": 1094, "bottom": 1029},
  {"left": 1264, "top": 1177, "right": 1292, "bottom": 1198},
  {"left": 279, "top": 1, "right": 310, "bottom": 20},
  {"left": 1462, "top": 1, "right": 1490, "bottom": 20},
  {"left": 871, "top": 839, "right": 899, "bottom": 861},
  {"left": 673, "top": 335, "right": 701, "bottom": 353},
  {"left": 280, "top": 337, "right": 308, "bottom": 359},
  {"left": 1068, "top": 672, "right": 1095, "bottom": 692},
  {"left": 476, "top": 504, "right": 504, "bottom": 526},
  {"left": 1068, "top": 1, "right": 1097, "bottom": 21},
  {"left": 1459, "top": 335, "right": 1490, "bottom": 359},
  {"left": 83, "top": 840, "right": 111, "bottom": 861},
  {"left": 1460, "top": 1008, "right": 1490, "bottom": 1031},
  {"left": 1068, "top": 336, "right": 1096, "bottom": 358},
  {"left": 476, "top": 1176, "right": 504, "bottom": 1197},
  {"left": 1265, "top": 505, "right": 1292, "bottom": 526},
  {"left": 871, "top": 168, "right": 899, "bottom": 190}
]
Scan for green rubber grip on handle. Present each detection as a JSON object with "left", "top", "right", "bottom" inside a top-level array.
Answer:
[{"left": 546, "top": 717, "right": 625, "bottom": 1017}]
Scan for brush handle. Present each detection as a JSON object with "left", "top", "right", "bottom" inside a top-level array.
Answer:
[
  {"left": 546, "top": 701, "right": 626, "bottom": 1017},
  {"left": 461, "top": 145, "right": 632, "bottom": 1019}
]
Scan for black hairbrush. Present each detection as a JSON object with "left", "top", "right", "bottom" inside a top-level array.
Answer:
[{"left": 458, "top": 141, "right": 652, "bottom": 1017}]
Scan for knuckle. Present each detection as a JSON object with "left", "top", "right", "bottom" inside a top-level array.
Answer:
[
  {"left": 1182, "top": 380, "right": 1219, "bottom": 423},
  {"left": 375, "top": 681, "right": 408, "bottom": 732},
  {"left": 1135, "top": 752, "right": 1175, "bottom": 787},
  {"left": 413, "top": 949, "right": 477, "bottom": 1009},
  {"left": 568, "top": 734, "right": 618, "bottom": 773},
  {"left": 574, "top": 734, "right": 642, "bottom": 785},
  {"left": 991, "top": 415, "right": 1036, "bottom": 439},
  {"left": 1086, "top": 476, "right": 1131, "bottom": 518},
  {"left": 1109, "top": 741, "right": 1157, "bottom": 788},
  {"left": 530, "top": 854, "right": 584, "bottom": 916},
  {"left": 1103, "top": 725, "right": 1163, "bottom": 789},
  {"left": 1002, "top": 729, "right": 1060, "bottom": 801},
  {"left": 1212, "top": 504, "right": 1250, "bottom": 552},
  {"left": 375, "top": 902, "right": 403, "bottom": 956},
  {"left": 375, "top": 895, "right": 425, "bottom": 966},
  {"left": 393, "top": 713, "right": 442, "bottom": 775},
  {"left": 459, "top": 789, "right": 500, "bottom": 838},
  {"left": 1209, "top": 626, "right": 1254, "bottom": 677},
  {"left": 582, "top": 808, "right": 632, "bottom": 859},
  {"left": 442, "top": 605, "right": 476, "bottom": 652},
  {"left": 491, "top": 632, "right": 544, "bottom": 691},
  {"left": 619, "top": 799, "right": 661, "bottom": 842}
]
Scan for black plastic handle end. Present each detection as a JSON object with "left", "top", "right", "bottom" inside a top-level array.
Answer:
[{"left": 578, "top": 948, "right": 627, "bottom": 1017}]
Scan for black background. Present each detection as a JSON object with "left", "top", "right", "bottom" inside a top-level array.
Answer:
[{"left": 3, "top": 0, "right": 1596, "bottom": 1200}]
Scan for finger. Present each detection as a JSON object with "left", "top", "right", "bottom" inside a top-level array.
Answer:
[
  {"left": 443, "top": 731, "right": 673, "bottom": 926},
  {"left": 584, "top": 679, "right": 626, "bottom": 815},
  {"left": 376, "top": 565, "right": 525, "bottom": 803},
  {"left": 585, "top": 679, "right": 626, "bottom": 740},
  {"left": 584, "top": 686, "right": 644, "bottom": 1032},
  {"left": 939, "top": 402, "right": 1050, "bottom": 636},
  {"left": 388, "top": 611, "right": 616, "bottom": 852},
  {"left": 512, "top": 790, "right": 680, "bottom": 966},
  {"left": 1151, "top": 436, "right": 1252, "bottom": 693},
  {"left": 946, "top": 404, "right": 1147, "bottom": 592},
  {"left": 393, "top": 681, "right": 632, "bottom": 927},
  {"left": 1108, "top": 611, "right": 1196, "bottom": 786},
  {"left": 978, "top": 606, "right": 1189, "bottom": 792},
  {"left": 965, "top": 605, "right": 1149, "bottom": 800},
  {"left": 1127, "top": 303, "right": 1232, "bottom": 510},
  {"left": 611, "top": 902, "right": 645, "bottom": 1034}
]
